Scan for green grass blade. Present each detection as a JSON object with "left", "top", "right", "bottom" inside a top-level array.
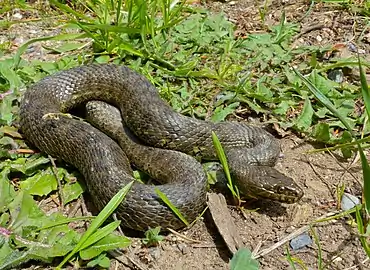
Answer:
[
  {"left": 355, "top": 205, "right": 370, "bottom": 257},
  {"left": 154, "top": 187, "right": 189, "bottom": 227},
  {"left": 75, "top": 22, "right": 140, "bottom": 34},
  {"left": 56, "top": 180, "right": 134, "bottom": 269},
  {"left": 13, "top": 33, "right": 87, "bottom": 69},
  {"left": 116, "top": 0, "right": 123, "bottom": 24},
  {"left": 285, "top": 246, "right": 298, "bottom": 270},
  {"left": 309, "top": 225, "right": 323, "bottom": 269},
  {"left": 313, "top": 206, "right": 359, "bottom": 223},
  {"left": 293, "top": 68, "right": 354, "bottom": 135},
  {"left": 49, "top": 0, "right": 93, "bottom": 22},
  {"left": 357, "top": 56, "right": 370, "bottom": 215},
  {"left": 295, "top": 67, "right": 370, "bottom": 213},
  {"left": 296, "top": 65, "right": 370, "bottom": 255},
  {"left": 211, "top": 131, "right": 239, "bottom": 201},
  {"left": 358, "top": 57, "right": 370, "bottom": 121},
  {"left": 37, "top": 216, "right": 95, "bottom": 231},
  {"left": 79, "top": 220, "right": 121, "bottom": 251},
  {"left": 317, "top": 59, "right": 370, "bottom": 73},
  {"left": 189, "top": 205, "right": 208, "bottom": 227},
  {"left": 307, "top": 135, "right": 370, "bottom": 154},
  {"left": 358, "top": 147, "right": 370, "bottom": 214},
  {"left": 230, "top": 248, "right": 259, "bottom": 270}
]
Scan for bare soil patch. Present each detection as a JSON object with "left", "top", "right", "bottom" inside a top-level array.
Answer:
[{"left": 119, "top": 136, "right": 365, "bottom": 270}]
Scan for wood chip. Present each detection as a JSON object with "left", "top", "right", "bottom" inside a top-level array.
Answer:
[{"left": 207, "top": 193, "right": 244, "bottom": 254}]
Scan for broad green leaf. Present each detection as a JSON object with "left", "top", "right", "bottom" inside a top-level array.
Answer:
[
  {"left": 274, "top": 100, "right": 291, "bottom": 115},
  {"left": 0, "top": 136, "right": 18, "bottom": 148},
  {"left": 254, "top": 79, "right": 273, "bottom": 101},
  {"left": 293, "top": 69, "right": 353, "bottom": 133},
  {"left": 57, "top": 181, "right": 134, "bottom": 269},
  {"left": 311, "top": 122, "right": 330, "bottom": 143},
  {"left": 19, "top": 168, "right": 58, "bottom": 196},
  {"left": 142, "top": 226, "right": 164, "bottom": 246},
  {"left": 295, "top": 97, "right": 313, "bottom": 131},
  {"left": 211, "top": 102, "right": 239, "bottom": 122},
  {"left": 338, "top": 131, "right": 353, "bottom": 159},
  {"left": 86, "top": 253, "right": 111, "bottom": 268},
  {"left": 0, "top": 95, "right": 17, "bottom": 126},
  {"left": 24, "top": 156, "right": 50, "bottom": 174},
  {"left": 80, "top": 232, "right": 130, "bottom": 260},
  {"left": 329, "top": 119, "right": 356, "bottom": 130},
  {"left": 38, "top": 215, "right": 93, "bottom": 231},
  {"left": 0, "top": 242, "right": 15, "bottom": 263},
  {"left": 5, "top": 158, "right": 27, "bottom": 173},
  {"left": 95, "top": 55, "right": 111, "bottom": 63},
  {"left": 36, "top": 61, "right": 59, "bottom": 74},
  {"left": 62, "top": 181, "right": 85, "bottom": 204},
  {"left": 0, "top": 126, "right": 22, "bottom": 138},
  {"left": 0, "top": 242, "right": 31, "bottom": 270},
  {"left": 0, "top": 168, "right": 16, "bottom": 210},
  {"left": 0, "top": 61, "right": 22, "bottom": 89},
  {"left": 79, "top": 221, "right": 121, "bottom": 251},
  {"left": 32, "top": 225, "right": 79, "bottom": 257},
  {"left": 0, "top": 156, "right": 49, "bottom": 175},
  {"left": 8, "top": 191, "right": 45, "bottom": 233},
  {"left": 315, "top": 107, "right": 329, "bottom": 118},
  {"left": 333, "top": 99, "right": 355, "bottom": 118},
  {"left": 239, "top": 97, "right": 266, "bottom": 114},
  {"left": 309, "top": 68, "right": 339, "bottom": 96},
  {"left": 230, "top": 248, "right": 259, "bottom": 270},
  {"left": 11, "top": 226, "right": 78, "bottom": 260},
  {"left": 0, "top": 213, "right": 10, "bottom": 226}
]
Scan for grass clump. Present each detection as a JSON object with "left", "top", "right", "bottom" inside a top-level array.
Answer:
[{"left": 142, "top": 226, "right": 165, "bottom": 247}]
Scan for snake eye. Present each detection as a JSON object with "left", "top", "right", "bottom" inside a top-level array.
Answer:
[{"left": 277, "top": 186, "right": 285, "bottom": 194}]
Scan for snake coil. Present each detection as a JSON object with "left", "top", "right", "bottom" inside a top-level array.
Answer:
[{"left": 19, "top": 64, "right": 303, "bottom": 231}]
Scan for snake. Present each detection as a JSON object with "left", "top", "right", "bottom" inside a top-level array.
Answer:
[{"left": 19, "top": 64, "right": 304, "bottom": 231}]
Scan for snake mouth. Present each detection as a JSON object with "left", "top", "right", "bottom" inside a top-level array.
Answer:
[
  {"left": 243, "top": 184, "right": 304, "bottom": 204},
  {"left": 261, "top": 187, "right": 303, "bottom": 204},
  {"left": 260, "top": 191, "right": 301, "bottom": 204}
]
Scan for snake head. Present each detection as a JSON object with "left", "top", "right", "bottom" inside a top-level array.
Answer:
[{"left": 232, "top": 165, "right": 304, "bottom": 204}]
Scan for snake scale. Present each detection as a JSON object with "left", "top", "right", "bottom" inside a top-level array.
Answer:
[{"left": 19, "top": 64, "right": 303, "bottom": 231}]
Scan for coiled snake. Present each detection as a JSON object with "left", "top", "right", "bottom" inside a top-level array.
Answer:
[{"left": 19, "top": 64, "right": 303, "bottom": 231}]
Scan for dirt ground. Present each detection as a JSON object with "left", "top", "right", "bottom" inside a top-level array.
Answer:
[
  {"left": 148, "top": 137, "right": 366, "bottom": 270},
  {"left": 2, "top": 0, "right": 370, "bottom": 269},
  {"left": 122, "top": 137, "right": 366, "bottom": 270}
]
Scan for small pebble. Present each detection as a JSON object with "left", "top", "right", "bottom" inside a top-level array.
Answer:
[
  {"left": 290, "top": 233, "right": 312, "bottom": 250},
  {"left": 341, "top": 193, "right": 361, "bottom": 211},
  {"left": 12, "top": 13, "right": 23, "bottom": 20},
  {"left": 346, "top": 43, "right": 366, "bottom": 54},
  {"left": 148, "top": 247, "right": 161, "bottom": 260},
  {"left": 13, "top": 37, "right": 25, "bottom": 46},
  {"left": 347, "top": 42, "right": 358, "bottom": 53},
  {"left": 358, "top": 48, "right": 366, "bottom": 54},
  {"left": 177, "top": 243, "right": 189, "bottom": 254},
  {"left": 327, "top": 69, "right": 343, "bottom": 83}
]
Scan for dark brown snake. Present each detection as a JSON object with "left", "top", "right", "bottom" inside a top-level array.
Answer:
[{"left": 19, "top": 64, "right": 303, "bottom": 231}]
